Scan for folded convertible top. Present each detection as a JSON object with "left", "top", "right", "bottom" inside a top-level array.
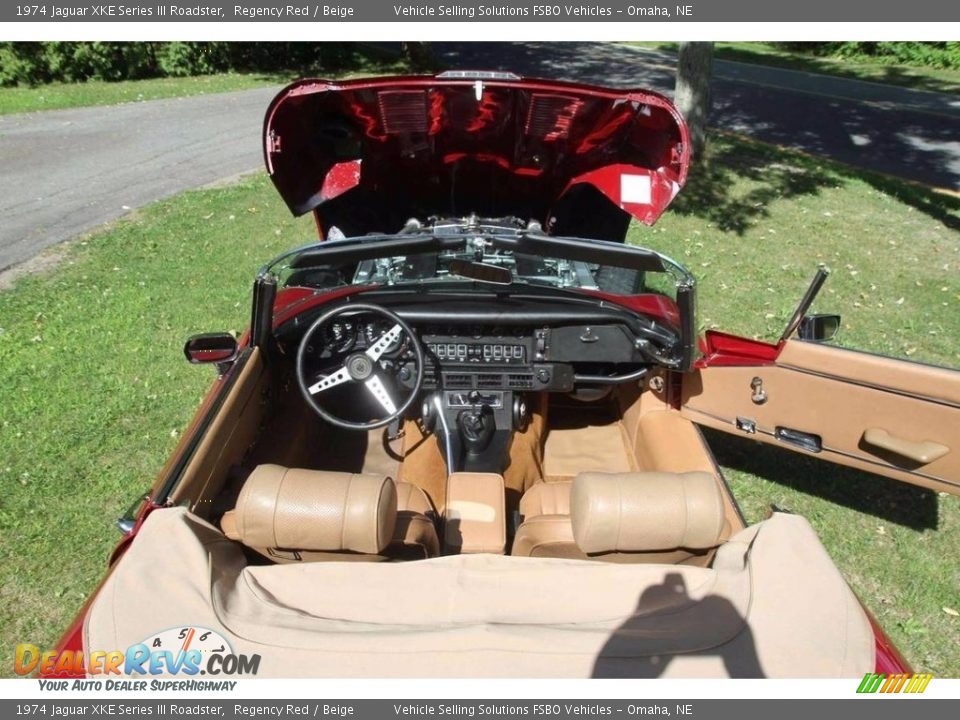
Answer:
[{"left": 84, "top": 508, "right": 873, "bottom": 678}]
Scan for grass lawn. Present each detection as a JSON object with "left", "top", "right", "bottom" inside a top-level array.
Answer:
[
  {"left": 0, "top": 48, "right": 414, "bottom": 116},
  {"left": 0, "top": 134, "right": 958, "bottom": 676},
  {"left": 0, "top": 73, "right": 288, "bottom": 116},
  {"left": 631, "top": 42, "right": 960, "bottom": 96}
]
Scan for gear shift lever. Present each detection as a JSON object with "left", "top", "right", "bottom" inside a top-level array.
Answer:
[{"left": 458, "top": 404, "right": 496, "bottom": 454}]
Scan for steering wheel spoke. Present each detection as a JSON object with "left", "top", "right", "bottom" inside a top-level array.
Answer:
[
  {"left": 364, "top": 374, "right": 398, "bottom": 415},
  {"left": 307, "top": 365, "right": 351, "bottom": 395},
  {"left": 365, "top": 323, "right": 403, "bottom": 361}
]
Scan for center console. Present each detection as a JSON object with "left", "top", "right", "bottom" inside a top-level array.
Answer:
[
  {"left": 415, "top": 326, "right": 566, "bottom": 474},
  {"left": 443, "top": 472, "right": 506, "bottom": 555}
]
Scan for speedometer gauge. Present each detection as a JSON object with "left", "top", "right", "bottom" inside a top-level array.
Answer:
[{"left": 320, "top": 321, "right": 356, "bottom": 353}]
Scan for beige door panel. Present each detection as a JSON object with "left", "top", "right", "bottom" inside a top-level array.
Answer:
[{"left": 681, "top": 341, "right": 960, "bottom": 496}]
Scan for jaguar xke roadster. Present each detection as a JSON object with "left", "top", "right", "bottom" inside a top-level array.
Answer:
[{"left": 46, "top": 72, "right": 959, "bottom": 679}]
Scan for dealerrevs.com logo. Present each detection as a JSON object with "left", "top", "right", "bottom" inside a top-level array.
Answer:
[
  {"left": 14, "top": 626, "right": 261, "bottom": 683},
  {"left": 857, "top": 673, "right": 933, "bottom": 694}
]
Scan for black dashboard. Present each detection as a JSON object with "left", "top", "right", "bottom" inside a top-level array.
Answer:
[
  {"left": 278, "top": 291, "right": 681, "bottom": 394},
  {"left": 278, "top": 292, "right": 680, "bottom": 472}
]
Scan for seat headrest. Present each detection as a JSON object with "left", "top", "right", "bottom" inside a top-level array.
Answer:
[
  {"left": 570, "top": 471, "right": 725, "bottom": 554},
  {"left": 223, "top": 464, "right": 397, "bottom": 554}
]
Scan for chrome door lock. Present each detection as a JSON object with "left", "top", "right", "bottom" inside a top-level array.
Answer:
[{"left": 750, "top": 377, "right": 767, "bottom": 405}]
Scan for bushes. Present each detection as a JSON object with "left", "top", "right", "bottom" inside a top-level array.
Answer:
[
  {"left": 772, "top": 42, "right": 960, "bottom": 70},
  {"left": 0, "top": 42, "right": 371, "bottom": 87}
]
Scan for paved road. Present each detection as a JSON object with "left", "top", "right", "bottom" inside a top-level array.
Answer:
[
  {"left": 0, "top": 86, "right": 280, "bottom": 272},
  {"left": 1, "top": 43, "right": 957, "bottom": 272}
]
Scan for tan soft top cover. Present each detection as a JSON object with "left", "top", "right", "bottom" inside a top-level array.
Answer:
[{"left": 85, "top": 508, "right": 873, "bottom": 678}]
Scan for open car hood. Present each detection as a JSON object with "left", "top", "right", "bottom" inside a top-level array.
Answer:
[{"left": 263, "top": 73, "right": 690, "bottom": 237}]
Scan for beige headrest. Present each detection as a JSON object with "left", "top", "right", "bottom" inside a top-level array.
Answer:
[
  {"left": 222, "top": 464, "right": 397, "bottom": 554},
  {"left": 571, "top": 471, "right": 725, "bottom": 554}
]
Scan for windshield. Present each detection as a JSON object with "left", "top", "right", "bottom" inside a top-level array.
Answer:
[{"left": 263, "top": 219, "right": 693, "bottom": 304}]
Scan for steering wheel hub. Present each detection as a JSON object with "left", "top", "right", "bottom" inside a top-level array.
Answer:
[{"left": 346, "top": 353, "right": 374, "bottom": 380}]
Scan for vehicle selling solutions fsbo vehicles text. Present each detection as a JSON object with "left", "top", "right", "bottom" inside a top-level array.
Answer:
[{"left": 390, "top": 5, "right": 685, "bottom": 17}]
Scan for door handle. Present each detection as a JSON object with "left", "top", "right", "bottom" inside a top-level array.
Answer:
[{"left": 862, "top": 428, "right": 949, "bottom": 465}]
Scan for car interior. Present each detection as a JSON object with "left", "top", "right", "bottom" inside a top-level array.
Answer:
[{"left": 168, "top": 297, "right": 746, "bottom": 569}]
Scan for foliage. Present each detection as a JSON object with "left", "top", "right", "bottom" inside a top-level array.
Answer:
[
  {"left": 772, "top": 42, "right": 960, "bottom": 70},
  {"left": 0, "top": 42, "right": 377, "bottom": 87}
]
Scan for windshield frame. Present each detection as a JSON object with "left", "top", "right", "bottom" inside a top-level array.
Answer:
[{"left": 260, "top": 230, "right": 694, "bottom": 293}]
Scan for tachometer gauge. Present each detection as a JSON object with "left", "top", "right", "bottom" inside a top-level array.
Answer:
[
  {"left": 365, "top": 320, "right": 403, "bottom": 355},
  {"left": 320, "top": 320, "right": 356, "bottom": 353}
]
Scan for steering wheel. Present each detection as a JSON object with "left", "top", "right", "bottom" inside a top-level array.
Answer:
[{"left": 296, "top": 303, "right": 425, "bottom": 431}]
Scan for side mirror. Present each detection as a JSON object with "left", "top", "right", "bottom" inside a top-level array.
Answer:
[
  {"left": 184, "top": 332, "right": 238, "bottom": 367},
  {"left": 798, "top": 314, "right": 840, "bottom": 342}
]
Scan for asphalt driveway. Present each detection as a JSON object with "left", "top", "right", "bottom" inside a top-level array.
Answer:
[
  {"left": 0, "top": 86, "right": 279, "bottom": 273},
  {"left": 1, "top": 42, "right": 957, "bottom": 273}
]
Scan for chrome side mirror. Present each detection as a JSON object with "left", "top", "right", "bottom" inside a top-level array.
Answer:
[
  {"left": 798, "top": 314, "right": 840, "bottom": 342},
  {"left": 183, "top": 332, "right": 238, "bottom": 368}
]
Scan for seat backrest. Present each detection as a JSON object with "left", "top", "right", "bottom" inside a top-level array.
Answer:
[
  {"left": 221, "top": 464, "right": 398, "bottom": 560},
  {"left": 512, "top": 472, "right": 726, "bottom": 563},
  {"left": 571, "top": 471, "right": 726, "bottom": 554}
]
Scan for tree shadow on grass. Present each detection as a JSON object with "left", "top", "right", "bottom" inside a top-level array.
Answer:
[
  {"left": 701, "top": 427, "right": 940, "bottom": 531},
  {"left": 669, "top": 133, "right": 960, "bottom": 235},
  {"left": 668, "top": 136, "right": 838, "bottom": 235}
]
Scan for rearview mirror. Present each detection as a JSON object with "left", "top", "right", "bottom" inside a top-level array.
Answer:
[
  {"left": 798, "top": 314, "right": 840, "bottom": 342},
  {"left": 448, "top": 259, "right": 512, "bottom": 285},
  {"left": 183, "top": 332, "right": 238, "bottom": 367}
]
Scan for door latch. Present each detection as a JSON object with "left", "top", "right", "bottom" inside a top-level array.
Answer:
[
  {"left": 750, "top": 376, "right": 767, "bottom": 405},
  {"left": 736, "top": 416, "right": 756, "bottom": 434}
]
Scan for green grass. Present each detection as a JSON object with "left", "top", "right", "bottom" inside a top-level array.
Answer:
[
  {"left": 0, "top": 73, "right": 288, "bottom": 116},
  {"left": 0, "top": 135, "right": 958, "bottom": 677},
  {"left": 0, "top": 177, "right": 317, "bottom": 672},
  {"left": 630, "top": 42, "right": 960, "bottom": 96}
]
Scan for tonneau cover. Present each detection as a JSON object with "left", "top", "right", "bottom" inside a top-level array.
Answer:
[{"left": 85, "top": 508, "right": 873, "bottom": 678}]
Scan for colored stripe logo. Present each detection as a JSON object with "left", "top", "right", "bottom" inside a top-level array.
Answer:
[{"left": 857, "top": 673, "right": 933, "bottom": 694}]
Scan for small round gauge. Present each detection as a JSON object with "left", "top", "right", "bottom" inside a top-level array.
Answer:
[
  {"left": 321, "top": 320, "right": 356, "bottom": 353},
  {"left": 140, "top": 626, "right": 233, "bottom": 659},
  {"left": 364, "top": 320, "right": 403, "bottom": 355}
]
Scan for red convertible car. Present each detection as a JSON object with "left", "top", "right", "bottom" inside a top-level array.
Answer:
[{"left": 45, "top": 72, "right": 959, "bottom": 679}]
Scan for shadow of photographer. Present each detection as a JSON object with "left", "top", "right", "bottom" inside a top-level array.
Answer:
[{"left": 592, "top": 571, "right": 765, "bottom": 678}]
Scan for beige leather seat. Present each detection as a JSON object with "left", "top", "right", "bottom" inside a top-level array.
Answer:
[
  {"left": 220, "top": 464, "right": 439, "bottom": 562},
  {"left": 512, "top": 471, "right": 726, "bottom": 564}
]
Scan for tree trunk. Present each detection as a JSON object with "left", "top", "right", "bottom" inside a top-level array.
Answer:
[
  {"left": 400, "top": 42, "right": 436, "bottom": 72},
  {"left": 674, "top": 42, "right": 714, "bottom": 161}
]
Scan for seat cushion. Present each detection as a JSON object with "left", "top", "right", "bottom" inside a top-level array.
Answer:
[
  {"left": 393, "top": 481, "right": 440, "bottom": 559},
  {"left": 519, "top": 480, "right": 573, "bottom": 518},
  {"left": 511, "top": 515, "right": 586, "bottom": 559}
]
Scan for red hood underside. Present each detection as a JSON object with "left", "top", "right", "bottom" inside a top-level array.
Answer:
[{"left": 263, "top": 74, "right": 690, "bottom": 237}]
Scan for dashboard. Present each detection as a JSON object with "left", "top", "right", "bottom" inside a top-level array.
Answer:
[
  {"left": 279, "top": 293, "right": 681, "bottom": 471},
  {"left": 280, "top": 293, "right": 680, "bottom": 395}
]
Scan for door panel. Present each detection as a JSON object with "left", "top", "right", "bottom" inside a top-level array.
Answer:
[{"left": 681, "top": 339, "right": 960, "bottom": 495}]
